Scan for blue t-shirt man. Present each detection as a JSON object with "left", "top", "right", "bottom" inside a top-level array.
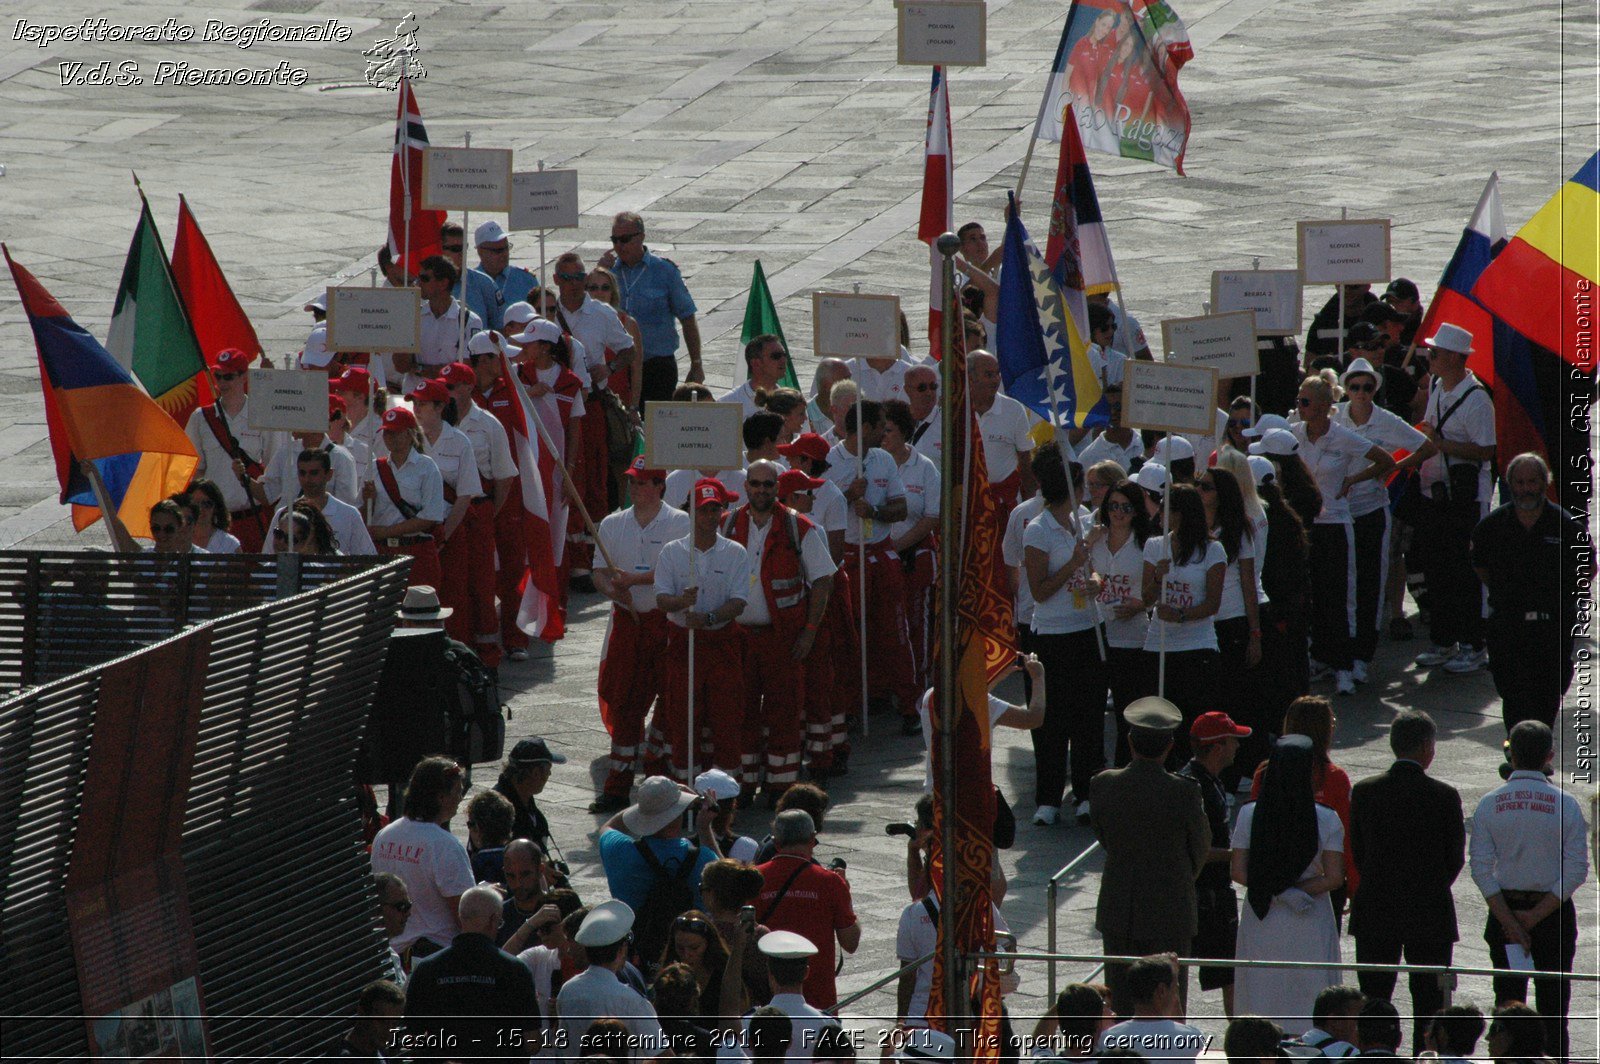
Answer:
[
  {"left": 597, "top": 828, "right": 715, "bottom": 913},
  {"left": 613, "top": 250, "right": 697, "bottom": 362}
]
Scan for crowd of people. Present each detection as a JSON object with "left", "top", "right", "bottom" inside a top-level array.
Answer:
[{"left": 90, "top": 205, "right": 1590, "bottom": 1061}]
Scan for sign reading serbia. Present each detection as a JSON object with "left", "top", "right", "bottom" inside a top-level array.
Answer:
[{"left": 1036, "top": 0, "right": 1196, "bottom": 173}]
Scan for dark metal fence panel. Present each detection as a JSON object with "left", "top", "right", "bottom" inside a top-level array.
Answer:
[{"left": 0, "top": 553, "right": 409, "bottom": 1060}]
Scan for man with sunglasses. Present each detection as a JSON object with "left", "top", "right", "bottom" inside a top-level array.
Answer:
[
  {"left": 552, "top": 251, "right": 635, "bottom": 396},
  {"left": 473, "top": 220, "right": 538, "bottom": 310},
  {"left": 375, "top": 872, "right": 414, "bottom": 985},
  {"left": 902, "top": 365, "right": 943, "bottom": 466},
  {"left": 417, "top": 255, "right": 484, "bottom": 368},
  {"left": 439, "top": 220, "right": 503, "bottom": 331},
  {"left": 722, "top": 334, "right": 792, "bottom": 420},
  {"left": 183, "top": 346, "right": 276, "bottom": 552},
  {"left": 599, "top": 210, "right": 701, "bottom": 408}
]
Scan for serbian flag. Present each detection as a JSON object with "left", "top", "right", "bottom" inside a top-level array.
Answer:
[
  {"left": 926, "top": 275, "right": 1014, "bottom": 1053},
  {"left": 386, "top": 80, "right": 445, "bottom": 276},
  {"left": 171, "top": 195, "right": 265, "bottom": 414},
  {"left": 499, "top": 356, "right": 566, "bottom": 642},
  {"left": 919, "top": 66, "right": 954, "bottom": 352},
  {"left": 1046, "top": 106, "right": 1119, "bottom": 295},
  {"left": 1034, "top": 0, "right": 1194, "bottom": 174},
  {"left": 5, "top": 246, "right": 198, "bottom": 539}
]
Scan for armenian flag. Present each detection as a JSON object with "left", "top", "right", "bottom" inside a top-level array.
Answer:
[{"left": 5, "top": 246, "right": 198, "bottom": 539}]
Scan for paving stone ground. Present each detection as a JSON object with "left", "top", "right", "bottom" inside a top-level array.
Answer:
[{"left": 1, "top": 0, "right": 1597, "bottom": 1055}]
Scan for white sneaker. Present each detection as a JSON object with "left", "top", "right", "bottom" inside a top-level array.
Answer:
[
  {"left": 1443, "top": 645, "right": 1487, "bottom": 674},
  {"left": 1032, "top": 805, "right": 1059, "bottom": 826},
  {"left": 1335, "top": 670, "right": 1355, "bottom": 696},
  {"left": 1415, "top": 645, "right": 1456, "bottom": 667},
  {"left": 1075, "top": 800, "right": 1092, "bottom": 822},
  {"left": 507, "top": 647, "right": 529, "bottom": 662},
  {"left": 1352, "top": 660, "right": 1369, "bottom": 684}
]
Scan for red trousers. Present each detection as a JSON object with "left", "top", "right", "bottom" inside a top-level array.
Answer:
[
  {"left": 902, "top": 540, "right": 938, "bottom": 693},
  {"left": 657, "top": 625, "right": 744, "bottom": 781},
  {"left": 740, "top": 624, "right": 807, "bottom": 791},
  {"left": 596, "top": 607, "right": 668, "bottom": 797},
  {"left": 571, "top": 404, "right": 611, "bottom": 572},
  {"left": 232, "top": 509, "right": 268, "bottom": 553},
  {"left": 494, "top": 479, "right": 529, "bottom": 651},
  {"left": 843, "top": 541, "right": 919, "bottom": 715},
  {"left": 379, "top": 537, "right": 441, "bottom": 589},
  {"left": 440, "top": 500, "right": 501, "bottom": 667},
  {"left": 816, "top": 565, "right": 858, "bottom": 767}
]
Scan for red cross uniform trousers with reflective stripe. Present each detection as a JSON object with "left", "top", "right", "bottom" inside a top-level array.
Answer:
[
  {"left": 440, "top": 496, "right": 502, "bottom": 667},
  {"left": 658, "top": 624, "right": 744, "bottom": 782},
  {"left": 843, "top": 541, "right": 919, "bottom": 718},
  {"left": 901, "top": 536, "right": 938, "bottom": 693},
  {"left": 811, "top": 564, "right": 856, "bottom": 770},
  {"left": 597, "top": 605, "right": 669, "bottom": 797}
]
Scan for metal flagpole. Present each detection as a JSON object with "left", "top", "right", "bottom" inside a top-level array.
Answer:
[
  {"left": 458, "top": 132, "right": 473, "bottom": 364},
  {"left": 1334, "top": 207, "right": 1348, "bottom": 367},
  {"left": 934, "top": 232, "right": 963, "bottom": 1030},
  {"left": 1045, "top": 286, "right": 1107, "bottom": 662},
  {"left": 687, "top": 546, "right": 699, "bottom": 783},
  {"left": 1249, "top": 258, "right": 1260, "bottom": 415},
  {"left": 853, "top": 284, "right": 870, "bottom": 739},
  {"left": 1158, "top": 431, "right": 1173, "bottom": 698},
  {"left": 538, "top": 160, "right": 548, "bottom": 308},
  {"left": 400, "top": 54, "right": 412, "bottom": 288}
]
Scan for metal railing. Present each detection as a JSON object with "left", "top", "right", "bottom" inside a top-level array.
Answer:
[
  {"left": 832, "top": 951, "right": 937, "bottom": 1016},
  {"left": 984, "top": 950, "right": 1600, "bottom": 984},
  {"left": 1045, "top": 840, "right": 1102, "bottom": 1001}
]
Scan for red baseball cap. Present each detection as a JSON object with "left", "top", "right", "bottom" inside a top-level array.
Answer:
[
  {"left": 332, "top": 366, "right": 372, "bottom": 393},
  {"left": 439, "top": 361, "right": 476, "bottom": 387},
  {"left": 776, "top": 469, "right": 826, "bottom": 499},
  {"left": 777, "top": 433, "right": 830, "bottom": 465},
  {"left": 327, "top": 394, "right": 347, "bottom": 418},
  {"left": 214, "top": 348, "right": 253, "bottom": 373},
  {"left": 1191, "top": 711, "right": 1252, "bottom": 743},
  {"left": 623, "top": 455, "right": 667, "bottom": 482},
  {"left": 692, "top": 477, "right": 738, "bottom": 509},
  {"left": 381, "top": 406, "right": 418, "bottom": 432},
  {"left": 409, "top": 379, "right": 449, "bottom": 404}
]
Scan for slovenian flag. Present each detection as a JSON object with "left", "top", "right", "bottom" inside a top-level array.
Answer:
[
  {"left": 919, "top": 66, "right": 953, "bottom": 352},
  {"left": 5, "top": 246, "right": 198, "bottom": 539}
]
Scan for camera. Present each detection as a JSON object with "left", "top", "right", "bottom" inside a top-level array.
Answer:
[{"left": 885, "top": 822, "right": 917, "bottom": 838}]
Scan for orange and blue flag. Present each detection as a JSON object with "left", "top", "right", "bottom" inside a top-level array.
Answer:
[{"left": 4, "top": 246, "right": 198, "bottom": 539}]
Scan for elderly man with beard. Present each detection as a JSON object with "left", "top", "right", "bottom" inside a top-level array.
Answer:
[
  {"left": 1471, "top": 452, "right": 1592, "bottom": 732},
  {"left": 721, "top": 459, "right": 835, "bottom": 804}
]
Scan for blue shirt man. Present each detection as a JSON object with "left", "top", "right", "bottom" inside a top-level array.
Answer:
[
  {"left": 440, "top": 222, "right": 504, "bottom": 330},
  {"left": 603, "top": 211, "right": 701, "bottom": 404},
  {"left": 474, "top": 220, "right": 539, "bottom": 309}
]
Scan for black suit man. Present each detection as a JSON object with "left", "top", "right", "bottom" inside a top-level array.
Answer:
[{"left": 1349, "top": 710, "right": 1464, "bottom": 1049}]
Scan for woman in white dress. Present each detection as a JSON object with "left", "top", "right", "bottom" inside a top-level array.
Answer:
[{"left": 1231, "top": 734, "right": 1345, "bottom": 1034}]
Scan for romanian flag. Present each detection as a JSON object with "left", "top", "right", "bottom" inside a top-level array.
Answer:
[
  {"left": 1045, "top": 105, "right": 1119, "bottom": 296},
  {"left": 1473, "top": 153, "right": 1600, "bottom": 363},
  {"left": 172, "top": 194, "right": 265, "bottom": 414},
  {"left": 927, "top": 285, "right": 1014, "bottom": 1052},
  {"left": 740, "top": 260, "right": 799, "bottom": 390},
  {"left": 5, "top": 246, "right": 198, "bottom": 539},
  {"left": 919, "top": 66, "right": 954, "bottom": 352},
  {"left": 106, "top": 189, "right": 208, "bottom": 421}
]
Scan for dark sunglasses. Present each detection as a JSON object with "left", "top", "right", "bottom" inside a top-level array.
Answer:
[
  {"left": 150, "top": 523, "right": 182, "bottom": 534},
  {"left": 196, "top": 499, "right": 215, "bottom": 509},
  {"left": 481, "top": 244, "right": 511, "bottom": 253},
  {"left": 1106, "top": 502, "right": 1135, "bottom": 514},
  {"left": 1295, "top": 396, "right": 1313, "bottom": 406},
  {"left": 1345, "top": 381, "right": 1376, "bottom": 393},
  {"left": 216, "top": 372, "right": 244, "bottom": 381},
  {"left": 747, "top": 479, "right": 777, "bottom": 488},
  {"left": 910, "top": 383, "right": 937, "bottom": 392},
  {"left": 1227, "top": 418, "right": 1252, "bottom": 429},
  {"left": 610, "top": 233, "right": 641, "bottom": 245},
  {"left": 417, "top": 274, "right": 437, "bottom": 283},
  {"left": 383, "top": 899, "right": 414, "bottom": 913},
  {"left": 673, "top": 916, "right": 712, "bottom": 935},
  {"left": 442, "top": 243, "right": 464, "bottom": 253},
  {"left": 586, "top": 283, "right": 613, "bottom": 292},
  {"left": 556, "top": 271, "right": 586, "bottom": 282}
]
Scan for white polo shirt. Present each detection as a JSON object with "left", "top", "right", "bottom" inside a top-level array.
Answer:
[
  {"left": 456, "top": 404, "right": 517, "bottom": 485},
  {"left": 847, "top": 357, "right": 910, "bottom": 404},
  {"left": 1076, "top": 430, "right": 1145, "bottom": 474},
  {"left": 1002, "top": 494, "right": 1047, "bottom": 627},
  {"left": 976, "top": 394, "right": 1034, "bottom": 484},
  {"left": 719, "top": 379, "right": 765, "bottom": 421},
  {"left": 910, "top": 411, "right": 944, "bottom": 466},
  {"left": 597, "top": 503, "right": 692, "bottom": 612},
  {"left": 654, "top": 534, "right": 752, "bottom": 630},
  {"left": 1292, "top": 420, "right": 1374, "bottom": 525},
  {"left": 1333, "top": 402, "right": 1426, "bottom": 518},
  {"left": 555, "top": 294, "right": 635, "bottom": 382},
  {"left": 823, "top": 443, "right": 905, "bottom": 546},
  {"left": 738, "top": 513, "right": 836, "bottom": 626},
  {"left": 270, "top": 495, "right": 377, "bottom": 555},
  {"left": 419, "top": 299, "right": 483, "bottom": 367},
  {"left": 1420, "top": 372, "right": 1496, "bottom": 505},
  {"left": 261, "top": 436, "right": 359, "bottom": 509},
  {"left": 184, "top": 398, "right": 277, "bottom": 512},
  {"left": 889, "top": 448, "right": 941, "bottom": 543},
  {"left": 367, "top": 449, "right": 448, "bottom": 527},
  {"left": 422, "top": 422, "right": 484, "bottom": 502}
]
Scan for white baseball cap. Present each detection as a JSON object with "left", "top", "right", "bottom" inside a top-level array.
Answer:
[
  {"left": 1133, "top": 461, "right": 1168, "bottom": 494},
  {"left": 1241, "top": 413, "right": 1291, "bottom": 438},
  {"left": 503, "top": 301, "right": 538, "bottom": 329},
  {"left": 474, "top": 219, "right": 510, "bottom": 247},
  {"left": 694, "top": 768, "right": 741, "bottom": 802},
  {"left": 1247, "top": 454, "right": 1276, "bottom": 487},
  {"left": 299, "top": 324, "right": 334, "bottom": 369},
  {"left": 467, "top": 330, "right": 510, "bottom": 358},
  {"left": 1151, "top": 436, "right": 1195, "bottom": 463},
  {"left": 513, "top": 319, "right": 562, "bottom": 346},
  {"left": 1248, "top": 427, "right": 1299, "bottom": 457}
]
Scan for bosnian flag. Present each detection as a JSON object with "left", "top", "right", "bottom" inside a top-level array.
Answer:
[
  {"left": 1045, "top": 105, "right": 1119, "bottom": 296},
  {"left": 919, "top": 66, "right": 953, "bottom": 352},
  {"left": 386, "top": 80, "right": 445, "bottom": 276},
  {"left": 497, "top": 355, "right": 567, "bottom": 642}
]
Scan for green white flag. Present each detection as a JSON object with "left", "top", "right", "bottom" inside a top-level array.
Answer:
[
  {"left": 740, "top": 260, "right": 799, "bottom": 390},
  {"left": 106, "top": 195, "right": 207, "bottom": 418}
]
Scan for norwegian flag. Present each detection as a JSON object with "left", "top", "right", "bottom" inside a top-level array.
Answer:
[
  {"left": 919, "top": 66, "right": 953, "bottom": 353},
  {"left": 495, "top": 356, "right": 567, "bottom": 642},
  {"left": 386, "top": 80, "right": 445, "bottom": 276}
]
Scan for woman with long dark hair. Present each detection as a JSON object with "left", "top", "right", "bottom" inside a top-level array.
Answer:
[
  {"left": 1140, "top": 483, "right": 1224, "bottom": 760},
  {"left": 1230, "top": 735, "right": 1345, "bottom": 1034},
  {"left": 1253, "top": 463, "right": 1312, "bottom": 719},
  {"left": 1253, "top": 429, "right": 1323, "bottom": 532},
  {"left": 1091, "top": 479, "right": 1153, "bottom": 767},
  {"left": 184, "top": 478, "right": 240, "bottom": 554}
]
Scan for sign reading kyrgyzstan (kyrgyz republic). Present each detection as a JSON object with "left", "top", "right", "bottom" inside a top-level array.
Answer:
[
  {"left": 1297, "top": 219, "right": 1392, "bottom": 286},
  {"left": 325, "top": 286, "right": 421, "bottom": 353},
  {"left": 642, "top": 401, "right": 746, "bottom": 471},
  {"left": 421, "top": 147, "right": 514, "bottom": 212},
  {"left": 812, "top": 292, "right": 901, "bottom": 361},
  {"left": 510, "top": 169, "right": 580, "bottom": 231},
  {"left": 896, "top": 0, "right": 987, "bottom": 66},
  {"left": 1161, "top": 311, "right": 1261, "bottom": 380},
  {"left": 1210, "top": 269, "right": 1303, "bottom": 336},
  {"left": 1122, "top": 360, "right": 1220, "bottom": 436},
  {"left": 247, "top": 369, "right": 330, "bottom": 433}
]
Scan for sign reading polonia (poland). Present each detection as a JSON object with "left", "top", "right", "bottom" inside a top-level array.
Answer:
[
  {"left": 1297, "top": 219, "right": 1391, "bottom": 285},
  {"left": 1161, "top": 311, "right": 1260, "bottom": 380},
  {"left": 1122, "top": 359, "right": 1219, "bottom": 436},
  {"left": 813, "top": 292, "right": 901, "bottom": 360},
  {"left": 1210, "top": 270, "right": 1303, "bottom": 336},
  {"left": 422, "top": 147, "right": 514, "bottom": 212},
  {"left": 896, "top": 1, "right": 986, "bottom": 66},
  {"left": 325, "top": 286, "right": 421, "bottom": 353}
]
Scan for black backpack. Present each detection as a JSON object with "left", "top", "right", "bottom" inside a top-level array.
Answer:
[
  {"left": 442, "top": 639, "right": 507, "bottom": 764},
  {"left": 631, "top": 840, "right": 701, "bottom": 974}
]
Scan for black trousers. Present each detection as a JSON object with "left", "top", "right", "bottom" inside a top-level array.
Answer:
[
  {"left": 1351, "top": 507, "right": 1391, "bottom": 663},
  {"left": 638, "top": 356, "right": 680, "bottom": 410},
  {"left": 1308, "top": 522, "right": 1356, "bottom": 670},
  {"left": 1215, "top": 615, "right": 1270, "bottom": 788},
  {"left": 1107, "top": 645, "right": 1149, "bottom": 768},
  {"left": 1103, "top": 930, "right": 1191, "bottom": 1019},
  {"left": 1487, "top": 898, "right": 1579, "bottom": 1061},
  {"left": 1487, "top": 617, "right": 1576, "bottom": 733},
  {"left": 1031, "top": 627, "right": 1108, "bottom": 805},
  {"left": 1353, "top": 935, "right": 1452, "bottom": 1051},
  {"left": 1140, "top": 646, "right": 1218, "bottom": 765},
  {"left": 1418, "top": 494, "right": 1485, "bottom": 648}
]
